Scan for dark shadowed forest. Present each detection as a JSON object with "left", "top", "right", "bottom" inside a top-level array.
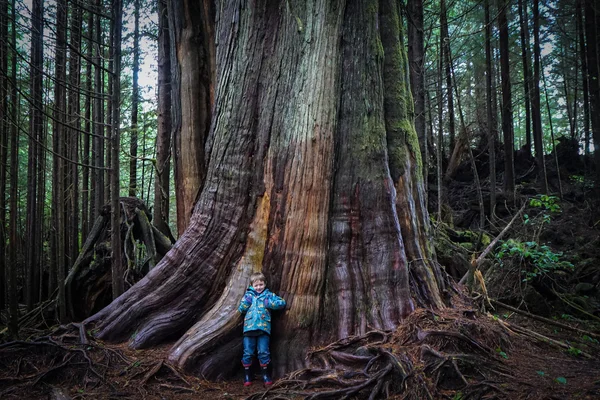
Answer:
[{"left": 1, "top": 0, "right": 600, "bottom": 399}]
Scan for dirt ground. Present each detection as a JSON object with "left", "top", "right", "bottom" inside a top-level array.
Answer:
[{"left": 1, "top": 296, "right": 599, "bottom": 400}]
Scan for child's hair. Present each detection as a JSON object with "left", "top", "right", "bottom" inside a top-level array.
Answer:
[{"left": 250, "top": 272, "right": 266, "bottom": 285}]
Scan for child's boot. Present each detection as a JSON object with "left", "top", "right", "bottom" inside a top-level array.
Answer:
[
  {"left": 243, "top": 366, "right": 252, "bottom": 386},
  {"left": 261, "top": 364, "right": 273, "bottom": 386}
]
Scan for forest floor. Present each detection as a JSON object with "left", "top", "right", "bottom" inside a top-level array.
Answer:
[{"left": 2, "top": 149, "right": 600, "bottom": 400}]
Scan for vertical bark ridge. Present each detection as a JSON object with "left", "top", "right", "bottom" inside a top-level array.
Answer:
[{"left": 379, "top": 0, "right": 445, "bottom": 309}]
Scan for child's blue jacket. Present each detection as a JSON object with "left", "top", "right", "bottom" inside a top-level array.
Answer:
[{"left": 237, "top": 286, "right": 286, "bottom": 335}]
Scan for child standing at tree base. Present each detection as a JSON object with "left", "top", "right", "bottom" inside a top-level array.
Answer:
[{"left": 238, "top": 272, "right": 286, "bottom": 386}]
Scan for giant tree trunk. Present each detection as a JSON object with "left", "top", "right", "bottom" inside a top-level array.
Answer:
[{"left": 87, "top": 0, "right": 445, "bottom": 377}]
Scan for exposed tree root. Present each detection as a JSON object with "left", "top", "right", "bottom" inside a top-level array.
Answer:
[
  {"left": 244, "top": 307, "right": 520, "bottom": 399},
  {"left": 65, "top": 197, "right": 174, "bottom": 321}
]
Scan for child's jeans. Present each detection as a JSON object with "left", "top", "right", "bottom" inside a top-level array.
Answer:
[{"left": 242, "top": 333, "right": 270, "bottom": 366}]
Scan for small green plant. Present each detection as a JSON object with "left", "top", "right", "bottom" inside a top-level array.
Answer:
[
  {"left": 529, "top": 195, "right": 561, "bottom": 213},
  {"left": 582, "top": 335, "right": 599, "bottom": 344},
  {"left": 495, "top": 239, "right": 574, "bottom": 281},
  {"left": 555, "top": 376, "right": 567, "bottom": 384},
  {"left": 495, "top": 347, "right": 508, "bottom": 359},
  {"left": 567, "top": 346, "right": 582, "bottom": 356},
  {"left": 452, "top": 392, "right": 464, "bottom": 400},
  {"left": 536, "top": 370, "right": 545, "bottom": 377}
]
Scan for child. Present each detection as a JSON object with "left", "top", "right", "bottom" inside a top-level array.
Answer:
[{"left": 238, "top": 272, "right": 286, "bottom": 386}]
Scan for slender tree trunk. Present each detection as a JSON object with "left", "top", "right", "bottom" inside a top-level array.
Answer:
[
  {"left": 584, "top": 0, "right": 600, "bottom": 187},
  {"left": 541, "top": 66, "right": 563, "bottom": 198},
  {"left": 87, "top": 0, "right": 445, "bottom": 377},
  {"left": 0, "top": 0, "right": 7, "bottom": 311},
  {"left": 486, "top": 0, "right": 496, "bottom": 217},
  {"left": 407, "top": 0, "right": 426, "bottom": 177},
  {"left": 92, "top": 0, "right": 105, "bottom": 221},
  {"left": 129, "top": 0, "right": 140, "bottom": 197},
  {"left": 169, "top": 0, "right": 215, "bottom": 236},
  {"left": 437, "top": 39, "right": 444, "bottom": 220},
  {"left": 440, "top": 0, "right": 455, "bottom": 152},
  {"left": 82, "top": 8, "right": 93, "bottom": 241},
  {"left": 578, "top": 0, "right": 590, "bottom": 156},
  {"left": 111, "top": 0, "right": 124, "bottom": 298},
  {"left": 68, "top": 0, "right": 83, "bottom": 272},
  {"left": 518, "top": 0, "right": 532, "bottom": 155},
  {"left": 532, "top": 0, "right": 548, "bottom": 192},
  {"left": 498, "top": 0, "right": 515, "bottom": 195},
  {"left": 25, "top": 0, "right": 44, "bottom": 309},
  {"left": 154, "top": 0, "right": 173, "bottom": 239},
  {"left": 8, "top": 0, "right": 19, "bottom": 335},
  {"left": 54, "top": 0, "right": 68, "bottom": 322}
]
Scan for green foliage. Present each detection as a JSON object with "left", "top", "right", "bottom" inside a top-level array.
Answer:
[
  {"left": 495, "top": 239, "right": 574, "bottom": 281},
  {"left": 567, "top": 346, "right": 582, "bottom": 357},
  {"left": 495, "top": 347, "right": 508, "bottom": 359},
  {"left": 536, "top": 370, "right": 545, "bottom": 377},
  {"left": 582, "top": 335, "right": 599, "bottom": 344},
  {"left": 555, "top": 376, "right": 567, "bottom": 384},
  {"left": 452, "top": 392, "right": 464, "bottom": 400},
  {"left": 529, "top": 195, "right": 561, "bottom": 214}
]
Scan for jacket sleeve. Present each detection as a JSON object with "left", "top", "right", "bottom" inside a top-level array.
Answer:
[
  {"left": 264, "top": 292, "right": 286, "bottom": 310},
  {"left": 238, "top": 291, "right": 253, "bottom": 314}
]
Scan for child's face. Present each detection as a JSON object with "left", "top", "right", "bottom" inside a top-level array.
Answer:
[{"left": 252, "top": 280, "right": 265, "bottom": 293}]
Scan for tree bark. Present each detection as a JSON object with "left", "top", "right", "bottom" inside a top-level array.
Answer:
[
  {"left": 153, "top": 0, "right": 173, "bottom": 240},
  {"left": 8, "top": 0, "right": 19, "bottom": 335},
  {"left": 440, "top": 0, "right": 456, "bottom": 152},
  {"left": 68, "top": 0, "right": 83, "bottom": 276},
  {"left": 498, "top": 0, "right": 515, "bottom": 195},
  {"left": 577, "top": 0, "right": 590, "bottom": 157},
  {"left": 485, "top": 0, "right": 496, "bottom": 217},
  {"left": 531, "top": 0, "right": 548, "bottom": 192},
  {"left": 518, "top": 0, "right": 532, "bottom": 156},
  {"left": 169, "top": 0, "right": 214, "bottom": 236},
  {"left": 82, "top": 8, "right": 93, "bottom": 242},
  {"left": 407, "top": 0, "right": 426, "bottom": 177},
  {"left": 92, "top": 0, "right": 105, "bottom": 223},
  {"left": 53, "top": 0, "right": 68, "bottom": 322},
  {"left": 87, "top": 0, "right": 445, "bottom": 378},
  {"left": 129, "top": 0, "right": 140, "bottom": 197},
  {"left": 584, "top": 0, "right": 600, "bottom": 188},
  {"left": 25, "top": 0, "right": 44, "bottom": 309},
  {"left": 0, "top": 0, "right": 7, "bottom": 311},
  {"left": 111, "top": 0, "right": 124, "bottom": 299}
]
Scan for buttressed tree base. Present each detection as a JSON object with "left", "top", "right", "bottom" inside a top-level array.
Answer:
[{"left": 86, "top": 0, "right": 446, "bottom": 377}]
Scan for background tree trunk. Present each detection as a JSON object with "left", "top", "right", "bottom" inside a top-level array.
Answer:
[
  {"left": 87, "top": 0, "right": 445, "bottom": 378},
  {"left": 110, "top": 0, "right": 124, "bottom": 299},
  {"left": 485, "top": 0, "right": 496, "bottom": 217},
  {"left": 518, "top": 0, "right": 532, "bottom": 156},
  {"left": 169, "top": 0, "right": 214, "bottom": 236},
  {"left": 8, "top": 0, "right": 19, "bottom": 335},
  {"left": 408, "top": 0, "right": 426, "bottom": 177},
  {"left": 584, "top": 0, "right": 600, "bottom": 188},
  {"left": 0, "top": 0, "right": 7, "bottom": 311},
  {"left": 153, "top": 0, "right": 173, "bottom": 239},
  {"left": 53, "top": 0, "right": 68, "bottom": 322},
  {"left": 498, "top": 0, "right": 515, "bottom": 195},
  {"left": 25, "top": 0, "right": 44, "bottom": 309},
  {"left": 532, "top": 0, "right": 548, "bottom": 192},
  {"left": 578, "top": 0, "right": 590, "bottom": 157},
  {"left": 440, "top": 0, "right": 456, "bottom": 152},
  {"left": 129, "top": 0, "right": 140, "bottom": 197}
]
